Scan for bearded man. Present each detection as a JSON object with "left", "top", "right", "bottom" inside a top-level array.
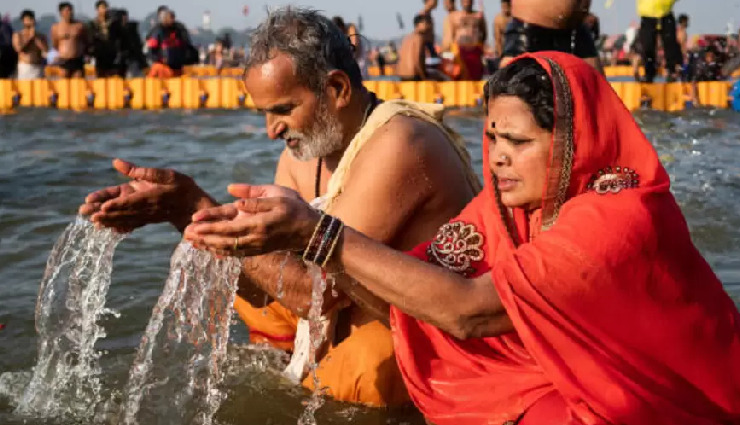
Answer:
[{"left": 79, "top": 7, "right": 480, "bottom": 407}]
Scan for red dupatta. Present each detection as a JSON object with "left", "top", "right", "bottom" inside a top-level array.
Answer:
[{"left": 390, "top": 52, "right": 740, "bottom": 425}]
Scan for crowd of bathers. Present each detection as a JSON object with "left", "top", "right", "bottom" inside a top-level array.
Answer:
[
  {"left": 0, "top": 0, "right": 737, "bottom": 84},
  {"left": 0, "top": 2, "right": 244, "bottom": 80}
]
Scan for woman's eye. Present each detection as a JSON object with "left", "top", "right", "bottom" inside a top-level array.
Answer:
[{"left": 510, "top": 138, "right": 531, "bottom": 146}]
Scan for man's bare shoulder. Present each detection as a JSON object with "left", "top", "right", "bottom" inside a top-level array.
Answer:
[{"left": 359, "top": 113, "right": 458, "bottom": 171}]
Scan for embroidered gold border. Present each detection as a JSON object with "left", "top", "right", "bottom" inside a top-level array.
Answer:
[{"left": 541, "top": 58, "right": 575, "bottom": 232}]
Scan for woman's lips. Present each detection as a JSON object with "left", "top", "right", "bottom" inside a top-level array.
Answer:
[{"left": 497, "top": 177, "right": 518, "bottom": 191}]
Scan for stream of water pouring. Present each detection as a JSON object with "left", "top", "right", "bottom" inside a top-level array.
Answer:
[
  {"left": 119, "top": 242, "right": 241, "bottom": 425},
  {"left": 297, "top": 265, "right": 329, "bottom": 425},
  {"left": 14, "top": 217, "right": 125, "bottom": 420}
]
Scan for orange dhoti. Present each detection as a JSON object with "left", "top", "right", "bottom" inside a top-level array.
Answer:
[
  {"left": 233, "top": 295, "right": 410, "bottom": 407},
  {"left": 147, "top": 63, "right": 182, "bottom": 79}
]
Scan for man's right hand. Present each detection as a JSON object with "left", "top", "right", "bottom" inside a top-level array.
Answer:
[{"left": 78, "top": 159, "right": 216, "bottom": 233}]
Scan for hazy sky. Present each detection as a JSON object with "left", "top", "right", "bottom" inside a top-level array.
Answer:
[{"left": 5, "top": 0, "right": 739, "bottom": 39}]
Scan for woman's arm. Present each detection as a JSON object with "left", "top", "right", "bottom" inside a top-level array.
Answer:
[
  {"left": 187, "top": 193, "right": 514, "bottom": 339},
  {"left": 330, "top": 226, "right": 513, "bottom": 339}
]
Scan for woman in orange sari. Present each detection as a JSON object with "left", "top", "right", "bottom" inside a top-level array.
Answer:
[{"left": 186, "top": 52, "right": 740, "bottom": 424}]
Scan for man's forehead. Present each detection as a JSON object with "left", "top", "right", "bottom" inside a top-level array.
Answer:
[
  {"left": 246, "top": 54, "right": 298, "bottom": 85},
  {"left": 244, "top": 53, "right": 316, "bottom": 108}
]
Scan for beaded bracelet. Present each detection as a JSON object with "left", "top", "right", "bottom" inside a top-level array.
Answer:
[
  {"left": 302, "top": 213, "right": 330, "bottom": 261},
  {"left": 302, "top": 213, "right": 344, "bottom": 268}
]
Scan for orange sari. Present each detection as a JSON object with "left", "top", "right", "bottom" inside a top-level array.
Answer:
[{"left": 391, "top": 52, "right": 740, "bottom": 424}]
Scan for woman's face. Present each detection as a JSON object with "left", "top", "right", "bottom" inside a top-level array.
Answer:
[{"left": 486, "top": 95, "right": 552, "bottom": 211}]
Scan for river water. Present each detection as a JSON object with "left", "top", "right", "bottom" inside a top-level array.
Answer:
[{"left": 0, "top": 107, "right": 738, "bottom": 424}]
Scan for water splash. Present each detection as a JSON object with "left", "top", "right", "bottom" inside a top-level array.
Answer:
[
  {"left": 119, "top": 242, "right": 241, "bottom": 425},
  {"left": 14, "top": 217, "right": 125, "bottom": 420},
  {"left": 297, "top": 265, "right": 328, "bottom": 425}
]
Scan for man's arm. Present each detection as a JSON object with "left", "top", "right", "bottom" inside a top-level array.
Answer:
[
  {"left": 478, "top": 14, "right": 488, "bottom": 47},
  {"left": 12, "top": 32, "right": 22, "bottom": 53},
  {"left": 235, "top": 149, "right": 308, "bottom": 313},
  {"left": 36, "top": 34, "right": 49, "bottom": 53},
  {"left": 494, "top": 18, "right": 504, "bottom": 57},
  {"left": 334, "top": 228, "right": 512, "bottom": 339},
  {"left": 413, "top": 35, "right": 427, "bottom": 79},
  {"left": 442, "top": 15, "right": 454, "bottom": 51},
  {"left": 236, "top": 117, "right": 442, "bottom": 320},
  {"left": 421, "top": 0, "right": 438, "bottom": 15},
  {"left": 79, "top": 24, "right": 89, "bottom": 53}
]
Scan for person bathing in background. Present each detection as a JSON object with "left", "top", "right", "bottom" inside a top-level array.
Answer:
[
  {"left": 677, "top": 13, "right": 689, "bottom": 63},
  {"left": 186, "top": 51, "right": 740, "bottom": 425},
  {"left": 346, "top": 23, "right": 369, "bottom": 80},
  {"left": 51, "top": 2, "right": 88, "bottom": 78},
  {"left": 398, "top": 14, "right": 433, "bottom": 81},
  {"left": 331, "top": 17, "right": 369, "bottom": 79},
  {"left": 444, "top": 0, "right": 487, "bottom": 80},
  {"left": 419, "top": 0, "right": 439, "bottom": 60},
  {"left": 501, "top": 0, "right": 602, "bottom": 72},
  {"left": 80, "top": 6, "right": 480, "bottom": 408},
  {"left": 0, "top": 17, "right": 16, "bottom": 79},
  {"left": 12, "top": 10, "right": 48, "bottom": 80},
  {"left": 146, "top": 8, "right": 195, "bottom": 78},
  {"left": 88, "top": 0, "right": 125, "bottom": 78},
  {"left": 637, "top": 0, "right": 683, "bottom": 82},
  {"left": 119, "top": 9, "right": 147, "bottom": 77},
  {"left": 492, "top": 0, "right": 512, "bottom": 58}
]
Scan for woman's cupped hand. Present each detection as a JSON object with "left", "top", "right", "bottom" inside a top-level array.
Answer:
[{"left": 183, "top": 184, "right": 321, "bottom": 257}]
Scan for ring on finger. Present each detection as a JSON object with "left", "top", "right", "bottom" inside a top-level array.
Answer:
[{"left": 233, "top": 237, "right": 239, "bottom": 252}]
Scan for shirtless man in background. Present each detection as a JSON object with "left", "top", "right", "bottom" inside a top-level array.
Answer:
[
  {"left": 501, "top": 0, "right": 601, "bottom": 71},
  {"left": 399, "top": 14, "right": 432, "bottom": 81},
  {"left": 419, "top": 0, "right": 438, "bottom": 59},
  {"left": 492, "top": 0, "right": 512, "bottom": 58},
  {"left": 12, "top": 10, "right": 48, "bottom": 80},
  {"left": 446, "top": 0, "right": 487, "bottom": 79},
  {"left": 51, "top": 2, "right": 87, "bottom": 78}
]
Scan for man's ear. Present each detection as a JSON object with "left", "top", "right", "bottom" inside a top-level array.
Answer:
[{"left": 325, "top": 69, "right": 353, "bottom": 110}]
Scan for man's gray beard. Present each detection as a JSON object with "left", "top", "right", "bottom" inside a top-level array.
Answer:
[{"left": 286, "top": 101, "right": 345, "bottom": 162}]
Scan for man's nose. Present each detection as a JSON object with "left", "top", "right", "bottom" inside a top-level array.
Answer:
[{"left": 266, "top": 116, "right": 286, "bottom": 140}]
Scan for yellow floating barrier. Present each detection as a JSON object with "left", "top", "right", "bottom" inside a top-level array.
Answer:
[
  {"left": 0, "top": 77, "right": 733, "bottom": 112},
  {"left": 696, "top": 81, "right": 730, "bottom": 108}
]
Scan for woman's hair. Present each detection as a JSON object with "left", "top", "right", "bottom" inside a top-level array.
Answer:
[{"left": 485, "top": 58, "right": 555, "bottom": 131}]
